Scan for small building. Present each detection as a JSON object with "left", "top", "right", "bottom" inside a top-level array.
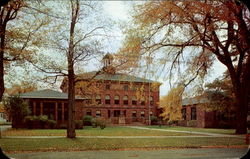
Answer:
[
  {"left": 180, "top": 98, "right": 235, "bottom": 128},
  {"left": 20, "top": 89, "right": 84, "bottom": 126},
  {"left": 0, "top": 104, "right": 8, "bottom": 122}
]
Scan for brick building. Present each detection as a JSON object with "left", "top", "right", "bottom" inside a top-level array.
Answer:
[
  {"left": 19, "top": 89, "right": 84, "bottom": 126},
  {"left": 61, "top": 53, "right": 161, "bottom": 125},
  {"left": 180, "top": 98, "right": 236, "bottom": 128}
]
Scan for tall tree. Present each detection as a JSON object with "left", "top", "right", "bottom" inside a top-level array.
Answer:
[
  {"left": 33, "top": 1, "right": 105, "bottom": 138},
  {"left": 0, "top": 0, "right": 23, "bottom": 101},
  {"left": 0, "top": 0, "right": 50, "bottom": 101},
  {"left": 123, "top": 0, "right": 250, "bottom": 134}
]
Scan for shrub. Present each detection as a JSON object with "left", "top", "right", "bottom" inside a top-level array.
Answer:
[
  {"left": 91, "top": 117, "right": 107, "bottom": 129},
  {"left": 91, "top": 118, "right": 98, "bottom": 128},
  {"left": 150, "top": 116, "right": 158, "bottom": 125},
  {"left": 24, "top": 116, "right": 36, "bottom": 129},
  {"left": 187, "top": 120, "right": 197, "bottom": 127},
  {"left": 24, "top": 115, "right": 56, "bottom": 129},
  {"left": 218, "top": 121, "right": 232, "bottom": 129},
  {"left": 83, "top": 115, "right": 93, "bottom": 126},
  {"left": 3, "top": 96, "right": 31, "bottom": 128},
  {"left": 59, "top": 124, "right": 67, "bottom": 129},
  {"left": 75, "top": 120, "right": 83, "bottom": 129},
  {"left": 167, "top": 120, "right": 178, "bottom": 126},
  {"left": 47, "top": 120, "right": 56, "bottom": 129}
]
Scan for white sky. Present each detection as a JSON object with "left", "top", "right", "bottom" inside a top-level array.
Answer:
[
  {"left": 5, "top": 1, "right": 227, "bottom": 97},
  {"left": 99, "top": 2, "right": 227, "bottom": 97}
]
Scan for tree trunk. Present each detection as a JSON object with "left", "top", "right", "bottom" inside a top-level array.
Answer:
[
  {"left": 66, "top": 0, "right": 79, "bottom": 138},
  {"left": 234, "top": 61, "right": 250, "bottom": 134},
  {"left": 0, "top": 26, "right": 5, "bottom": 102},
  {"left": 67, "top": 63, "right": 76, "bottom": 138},
  {"left": 235, "top": 91, "right": 248, "bottom": 134}
]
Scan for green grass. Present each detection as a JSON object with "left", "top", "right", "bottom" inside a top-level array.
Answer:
[
  {"left": 0, "top": 137, "right": 246, "bottom": 152},
  {"left": 145, "top": 126, "right": 240, "bottom": 135},
  {"left": 2, "top": 126, "right": 198, "bottom": 137}
]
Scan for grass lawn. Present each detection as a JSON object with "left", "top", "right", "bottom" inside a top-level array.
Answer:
[
  {"left": 145, "top": 126, "right": 242, "bottom": 135},
  {"left": 2, "top": 126, "right": 199, "bottom": 137},
  {"left": 0, "top": 137, "right": 246, "bottom": 152}
]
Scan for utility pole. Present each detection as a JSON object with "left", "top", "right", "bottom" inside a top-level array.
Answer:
[{"left": 148, "top": 82, "right": 151, "bottom": 126}]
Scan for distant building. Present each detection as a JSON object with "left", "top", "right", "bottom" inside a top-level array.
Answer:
[
  {"left": 0, "top": 104, "right": 8, "bottom": 122},
  {"left": 180, "top": 98, "right": 236, "bottom": 128}
]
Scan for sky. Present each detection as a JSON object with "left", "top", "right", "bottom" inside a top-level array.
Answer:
[
  {"left": 5, "top": 1, "right": 227, "bottom": 97},
  {"left": 93, "top": 1, "right": 227, "bottom": 97}
]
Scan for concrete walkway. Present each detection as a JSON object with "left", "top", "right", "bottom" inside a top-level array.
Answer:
[
  {"left": 127, "top": 126, "right": 244, "bottom": 138},
  {"left": 2, "top": 135, "right": 241, "bottom": 139},
  {"left": 0, "top": 125, "right": 245, "bottom": 139},
  {"left": 7, "top": 148, "right": 248, "bottom": 159},
  {"left": 0, "top": 125, "right": 11, "bottom": 131}
]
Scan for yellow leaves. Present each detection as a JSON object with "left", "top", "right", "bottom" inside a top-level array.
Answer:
[
  {"left": 160, "top": 85, "right": 184, "bottom": 121},
  {"left": 6, "top": 81, "right": 37, "bottom": 96}
]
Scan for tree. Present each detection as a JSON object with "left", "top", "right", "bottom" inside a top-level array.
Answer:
[
  {"left": 6, "top": 81, "right": 37, "bottom": 96},
  {"left": 201, "top": 76, "right": 236, "bottom": 118},
  {"left": 160, "top": 85, "right": 184, "bottom": 122},
  {"left": 0, "top": 0, "right": 51, "bottom": 101},
  {"left": 3, "top": 95, "right": 30, "bottom": 128},
  {"left": 33, "top": 1, "right": 105, "bottom": 138},
  {"left": 123, "top": 0, "right": 250, "bottom": 134}
]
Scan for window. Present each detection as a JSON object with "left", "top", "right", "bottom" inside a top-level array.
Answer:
[
  {"left": 114, "top": 110, "right": 120, "bottom": 117},
  {"left": 124, "top": 85, "right": 129, "bottom": 91},
  {"left": 123, "top": 95, "right": 128, "bottom": 105},
  {"left": 150, "top": 111, "right": 153, "bottom": 116},
  {"left": 181, "top": 108, "right": 186, "bottom": 120},
  {"left": 150, "top": 96, "right": 154, "bottom": 105},
  {"left": 86, "top": 110, "right": 92, "bottom": 116},
  {"left": 141, "top": 97, "right": 145, "bottom": 105},
  {"left": 96, "top": 95, "right": 101, "bottom": 104},
  {"left": 141, "top": 111, "right": 145, "bottom": 117},
  {"left": 132, "top": 96, "right": 137, "bottom": 105},
  {"left": 191, "top": 107, "right": 197, "bottom": 120},
  {"left": 132, "top": 111, "right": 137, "bottom": 117},
  {"left": 85, "top": 98, "right": 92, "bottom": 105},
  {"left": 96, "top": 110, "right": 101, "bottom": 117},
  {"left": 105, "top": 84, "right": 110, "bottom": 90},
  {"left": 105, "top": 95, "right": 111, "bottom": 104},
  {"left": 114, "top": 95, "right": 120, "bottom": 105}
]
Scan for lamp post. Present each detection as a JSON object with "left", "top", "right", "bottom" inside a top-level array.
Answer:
[{"left": 148, "top": 82, "right": 151, "bottom": 126}]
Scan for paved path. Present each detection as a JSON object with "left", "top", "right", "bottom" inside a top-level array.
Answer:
[
  {"left": 7, "top": 148, "right": 249, "bottom": 159},
  {"left": 127, "top": 126, "right": 244, "bottom": 138},
  {"left": 3, "top": 135, "right": 241, "bottom": 139},
  {"left": 0, "top": 125, "right": 11, "bottom": 131},
  {"left": 1, "top": 126, "right": 245, "bottom": 139}
]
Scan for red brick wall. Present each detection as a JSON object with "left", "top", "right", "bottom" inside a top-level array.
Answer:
[{"left": 64, "top": 80, "right": 160, "bottom": 125}]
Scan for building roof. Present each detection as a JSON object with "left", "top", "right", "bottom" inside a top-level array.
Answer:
[
  {"left": 102, "top": 53, "right": 114, "bottom": 60},
  {"left": 182, "top": 97, "right": 209, "bottom": 106},
  {"left": 19, "top": 89, "right": 83, "bottom": 100},
  {"left": 77, "top": 71, "right": 159, "bottom": 84}
]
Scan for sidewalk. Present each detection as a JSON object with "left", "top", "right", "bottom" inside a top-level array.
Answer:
[
  {"left": 2, "top": 135, "right": 241, "bottom": 139},
  {"left": 127, "top": 126, "right": 244, "bottom": 138},
  {"left": 0, "top": 125, "right": 245, "bottom": 139}
]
